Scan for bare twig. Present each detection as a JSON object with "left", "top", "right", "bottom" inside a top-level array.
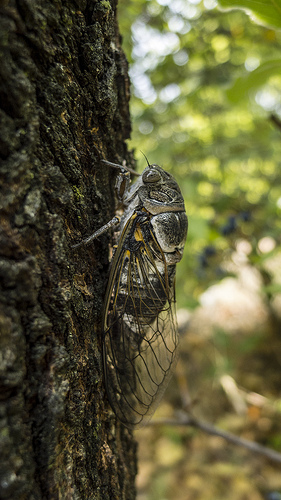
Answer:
[{"left": 149, "top": 412, "right": 281, "bottom": 464}]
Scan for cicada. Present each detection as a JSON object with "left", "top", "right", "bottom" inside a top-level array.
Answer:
[{"left": 73, "top": 158, "right": 188, "bottom": 428}]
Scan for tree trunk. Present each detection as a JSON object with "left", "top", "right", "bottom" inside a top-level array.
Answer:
[{"left": 0, "top": 1, "right": 137, "bottom": 499}]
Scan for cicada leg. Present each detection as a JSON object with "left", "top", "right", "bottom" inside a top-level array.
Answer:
[
  {"left": 101, "top": 159, "right": 140, "bottom": 202},
  {"left": 72, "top": 158, "right": 139, "bottom": 248},
  {"left": 72, "top": 216, "right": 120, "bottom": 249}
]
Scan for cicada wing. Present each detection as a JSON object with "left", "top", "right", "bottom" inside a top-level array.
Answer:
[{"left": 102, "top": 216, "right": 179, "bottom": 428}]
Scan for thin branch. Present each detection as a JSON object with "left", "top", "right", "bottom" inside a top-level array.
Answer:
[{"left": 149, "top": 412, "right": 281, "bottom": 464}]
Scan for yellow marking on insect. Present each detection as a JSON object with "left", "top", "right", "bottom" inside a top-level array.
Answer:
[{"left": 134, "top": 226, "right": 143, "bottom": 241}]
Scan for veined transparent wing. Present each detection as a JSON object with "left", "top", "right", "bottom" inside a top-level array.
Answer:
[{"left": 102, "top": 211, "right": 179, "bottom": 428}]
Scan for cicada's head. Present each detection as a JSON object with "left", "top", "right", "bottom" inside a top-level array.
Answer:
[{"left": 138, "top": 164, "right": 186, "bottom": 215}]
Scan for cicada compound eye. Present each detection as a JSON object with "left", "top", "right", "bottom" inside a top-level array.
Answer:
[{"left": 142, "top": 167, "right": 161, "bottom": 184}]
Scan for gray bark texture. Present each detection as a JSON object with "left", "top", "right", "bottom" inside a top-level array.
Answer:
[{"left": 0, "top": 1, "right": 137, "bottom": 499}]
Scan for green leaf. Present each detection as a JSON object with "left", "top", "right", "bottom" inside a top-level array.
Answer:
[
  {"left": 226, "top": 59, "right": 281, "bottom": 103},
  {"left": 217, "top": 0, "right": 281, "bottom": 29}
]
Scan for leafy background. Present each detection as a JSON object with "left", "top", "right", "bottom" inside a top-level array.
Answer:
[{"left": 118, "top": 0, "right": 281, "bottom": 498}]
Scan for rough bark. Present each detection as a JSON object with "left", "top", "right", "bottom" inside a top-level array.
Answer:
[{"left": 0, "top": 1, "right": 137, "bottom": 499}]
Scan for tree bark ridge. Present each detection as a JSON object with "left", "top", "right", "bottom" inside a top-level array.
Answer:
[{"left": 0, "top": 1, "right": 137, "bottom": 499}]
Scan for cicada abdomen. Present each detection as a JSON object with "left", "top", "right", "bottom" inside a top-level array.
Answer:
[{"left": 102, "top": 164, "right": 188, "bottom": 428}]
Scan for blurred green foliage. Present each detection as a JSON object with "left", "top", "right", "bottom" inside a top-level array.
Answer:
[
  {"left": 218, "top": 0, "right": 281, "bottom": 29},
  {"left": 117, "top": 2, "right": 281, "bottom": 498},
  {"left": 119, "top": 0, "right": 281, "bottom": 311}
]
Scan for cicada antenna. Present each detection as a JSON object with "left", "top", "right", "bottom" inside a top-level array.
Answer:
[{"left": 140, "top": 150, "right": 151, "bottom": 168}]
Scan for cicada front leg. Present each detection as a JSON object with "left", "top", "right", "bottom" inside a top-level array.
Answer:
[{"left": 101, "top": 159, "right": 140, "bottom": 202}]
